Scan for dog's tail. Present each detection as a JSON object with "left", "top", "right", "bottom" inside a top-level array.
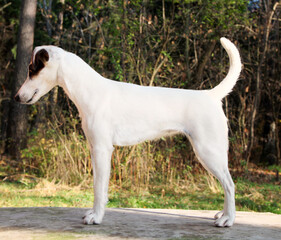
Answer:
[{"left": 209, "top": 37, "right": 242, "bottom": 100}]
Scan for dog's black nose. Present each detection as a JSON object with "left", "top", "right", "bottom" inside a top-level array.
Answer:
[{"left": 14, "top": 94, "right": 21, "bottom": 102}]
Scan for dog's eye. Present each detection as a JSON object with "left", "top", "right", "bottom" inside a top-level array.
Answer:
[{"left": 29, "top": 64, "right": 35, "bottom": 78}]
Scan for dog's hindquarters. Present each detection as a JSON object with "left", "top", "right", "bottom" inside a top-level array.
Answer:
[
  {"left": 184, "top": 97, "right": 235, "bottom": 227},
  {"left": 185, "top": 38, "right": 241, "bottom": 227}
]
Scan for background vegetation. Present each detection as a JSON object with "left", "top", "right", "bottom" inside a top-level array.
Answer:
[{"left": 0, "top": 0, "right": 280, "bottom": 211}]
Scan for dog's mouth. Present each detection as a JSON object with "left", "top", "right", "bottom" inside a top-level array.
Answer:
[{"left": 26, "top": 89, "right": 39, "bottom": 104}]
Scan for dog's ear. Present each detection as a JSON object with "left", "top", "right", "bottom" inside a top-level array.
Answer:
[
  {"left": 29, "top": 49, "right": 49, "bottom": 77},
  {"left": 33, "top": 49, "right": 49, "bottom": 67}
]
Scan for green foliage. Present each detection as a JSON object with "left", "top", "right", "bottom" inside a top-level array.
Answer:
[{"left": 199, "top": 0, "right": 249, "bottom": 34}]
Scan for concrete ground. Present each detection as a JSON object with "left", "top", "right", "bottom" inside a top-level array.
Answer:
[{"left": 0, "top": 207, "right": 280, "bottom": 239}]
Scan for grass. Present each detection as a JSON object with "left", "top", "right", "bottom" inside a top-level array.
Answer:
[
  {"left": 0, "top": 179, "right": 94, "bottom": 208},
  {"left": 0, "top": 176, "right": 280, "bottom": 214}
]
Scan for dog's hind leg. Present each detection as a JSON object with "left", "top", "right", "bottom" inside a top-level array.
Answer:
[
  {"left": 212, "top": 167, "right": 235, "bottom": 227},
  {"left": 187, "top": 128, "right": 235, "bottom": 227}
]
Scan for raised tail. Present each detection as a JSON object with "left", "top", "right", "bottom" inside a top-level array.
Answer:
[{"left": 209, "top": 37, "right": 242, "bottom": 100}]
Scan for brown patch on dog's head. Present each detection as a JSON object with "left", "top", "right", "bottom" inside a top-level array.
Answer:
[{"left": 29, "top": 49, "right": 49, "bottom": 78}]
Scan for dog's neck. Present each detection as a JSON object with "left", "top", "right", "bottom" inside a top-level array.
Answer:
[{"left": 57, "top": 51, "right": 108, "bottom": 119}]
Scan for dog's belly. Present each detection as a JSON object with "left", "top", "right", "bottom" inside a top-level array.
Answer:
[{"left": 112, "top": 121, "right": 183, "bottom": 146}]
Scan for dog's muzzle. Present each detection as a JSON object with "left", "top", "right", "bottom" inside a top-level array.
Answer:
[
  {"left": 14, "top": 94, "right": 21, "bottom": 103},
  {"left": 14, "top": 89, "right": 38, "bottom": 104}
]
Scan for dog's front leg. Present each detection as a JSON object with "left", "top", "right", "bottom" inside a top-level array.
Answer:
[{"left": 83, "top": 145, "right": 113, "bottom": 225}]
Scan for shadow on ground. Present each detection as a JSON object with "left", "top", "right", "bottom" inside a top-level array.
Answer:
[{"left": 0, "top": 207, "right": 280, "bottom": 239}]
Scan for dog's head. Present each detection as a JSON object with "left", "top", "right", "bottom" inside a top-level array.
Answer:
[{"left": 15, "top": 46, "right": 60, "bottom": 104}]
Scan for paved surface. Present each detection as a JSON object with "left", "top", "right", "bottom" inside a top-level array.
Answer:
[{"left": 0, "top": 207, "right": 280, "bottom": 239}]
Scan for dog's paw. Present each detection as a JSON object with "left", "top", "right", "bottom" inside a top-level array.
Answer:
[
  {"left": 82, "top": 209, "right": 103, "bottom": 225},
  {"left": 214, "top": 213, "right": 235, "bottom": 227},
  {"left": 214, "top": 210, "right": 224, "bottom": 219}
]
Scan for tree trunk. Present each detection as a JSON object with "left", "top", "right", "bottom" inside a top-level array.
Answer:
[
  {"left": 5, "top": 0, "right": 37, "bottom": 160},
  {"left": 43, "top": 0, "right": 52, "bottom": 37},
  {"left": 195, "top": 40, "right": 216, "bottom": 83},
  {"left": 121, "top": 0, "right": 128, "bottom": 82},
  {"left": 183, "top": 2, "right": 191, "bottom": 84},
  {"left": 246, "top": 2, "right": 279, "bottom": 165}
]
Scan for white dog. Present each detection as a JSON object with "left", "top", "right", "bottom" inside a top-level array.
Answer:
[{"left": 15, "top": 37, "right": 241, "bottom": 227}]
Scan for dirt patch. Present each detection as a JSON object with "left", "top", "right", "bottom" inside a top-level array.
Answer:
[{"left": 0, "top": 208, "right": 280, "bottom": 239}]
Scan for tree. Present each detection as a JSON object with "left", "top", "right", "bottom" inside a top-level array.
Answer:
[
  {"left": 5, "top": 0, "right": 37, "bottom": 160},
  {"left": 246, "top": 1, "right": 280, "bottom": 165}
]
